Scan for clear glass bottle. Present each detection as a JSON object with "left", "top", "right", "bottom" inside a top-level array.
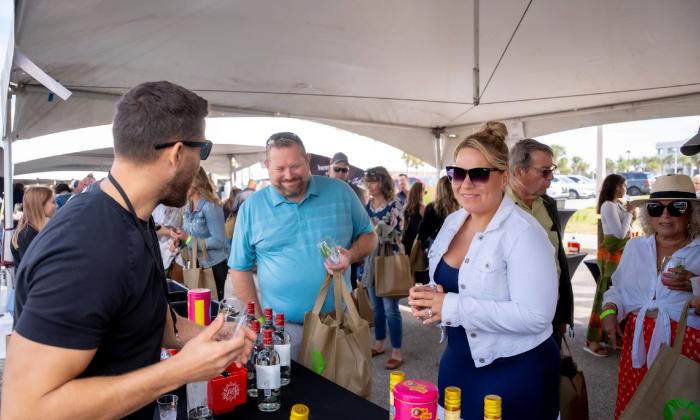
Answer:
[
  {"left": 246, "top": 320, "right": 263, "bottom": 398},
  {"left": 444, "top": 386, "right": 461, "bottom": 420},
  {"left": 273, "top": 313, "right": 291, "bottom": 386},
  {"left": 484, "top": 394, "right": 502, "bottom": 420},
  {"left": 246, "top": 301, "right": 257, "bottom": 326},
  {"left": 255, "top": 329, "right": 281, "bottom": 412}
]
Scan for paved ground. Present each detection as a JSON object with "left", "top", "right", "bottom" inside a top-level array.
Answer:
[{"left": 367, "top": 252, "right": 619, "bottom": 419}]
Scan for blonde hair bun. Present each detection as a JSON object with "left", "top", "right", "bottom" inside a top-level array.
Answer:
[{"left": 478, "top": 121, "right": 508, "bottom": 141}]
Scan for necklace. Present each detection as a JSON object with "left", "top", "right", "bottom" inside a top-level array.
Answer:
[{"left": 655, "top": 234, "right": 691, "bottom": 272}]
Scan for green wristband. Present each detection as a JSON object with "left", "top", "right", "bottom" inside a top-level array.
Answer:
[
  {"left": 185, "top": 235, "right": 193, "bottom": 246},
  {"left": 600, "top": 309, "right": 617, "bottom": 320}
]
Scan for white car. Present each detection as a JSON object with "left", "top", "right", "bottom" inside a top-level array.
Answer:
[
  {"left": 556, "top": 175, "right": 596, "bottom": 199},
  {"left": 547, "top": 176, "right": 569, "bottom": 199}
]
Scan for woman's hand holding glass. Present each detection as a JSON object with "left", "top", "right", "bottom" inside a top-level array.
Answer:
[
  {"left": 408, "top": 284, "right": 445, "bottom": 325},
  {"left": 661, "top": 256, "right": 695, "bottom": 292}
]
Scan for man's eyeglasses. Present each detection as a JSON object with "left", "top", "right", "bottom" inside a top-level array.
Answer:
[
  {"left": 154, "top": 140, "right": 213, "bottom": 160},
  {"left": 534, "top": 165, "right": 558, "bottom": 178},
  {"left": 333, "top": 167, "right": 349, "bottom": 174},
  {"left": 646, "top": 201, "right": 690, "bottom": 217},
  {"left": 446, "top": 166, "right": 503, "bottom": 185}
]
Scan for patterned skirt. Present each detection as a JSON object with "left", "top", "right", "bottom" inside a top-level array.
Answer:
[{"left": 614, "top": 312, "right": 700, "bottom": 419}]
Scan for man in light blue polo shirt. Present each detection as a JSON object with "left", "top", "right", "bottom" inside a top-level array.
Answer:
[{"left": 229, "top": 132, "right": 377, "bottom": 359}]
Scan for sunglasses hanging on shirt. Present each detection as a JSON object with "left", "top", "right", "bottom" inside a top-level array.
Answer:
[
  {"left": 646, "top": 200, "right": 690, "bottom": 217},
  {"left": 445, "top": 166, "right": 503, "bottom": 185}
]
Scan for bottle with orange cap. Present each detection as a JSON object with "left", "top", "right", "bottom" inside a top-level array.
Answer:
[
  {"left": 289, "top": 403, "right": 309, "bottom": 420},
  {"left": 484, "top": 394, "right": 502, "bottom": 420},
  {"left": 389, "top": 370, "right": 406, "bottom": 420},
  {"left": 444, "top": 386, "right": 461, "bottom": 420}
]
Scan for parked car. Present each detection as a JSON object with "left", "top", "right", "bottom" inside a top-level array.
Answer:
[
  {"left": 620, "top": 172, "right": 655, "bottom": 196},
  {"left": 547, "top": 176, "right": 569, "bottom": 199},
  {"left": 557, "top": 175, "right": 596, "bottom": 199}
]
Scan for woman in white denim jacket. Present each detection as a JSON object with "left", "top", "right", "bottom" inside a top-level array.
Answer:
[{"left": 408, "top": 122, "right": 560, "bottom": 420}]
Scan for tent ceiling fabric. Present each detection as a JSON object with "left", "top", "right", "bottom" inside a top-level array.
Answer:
[
  {"left": 10, "top": 0, "right": 700, "bottom": 165},
  {"left": 11, "top": 144, "right": 265, "bottom": 176}
]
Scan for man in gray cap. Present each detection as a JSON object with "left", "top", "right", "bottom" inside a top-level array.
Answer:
[
  {"left": 329, "top": 152, "right": 365, "bottom": 203},
  {"left": 680, "top": 126, "right": 700, "bottom": 156}
]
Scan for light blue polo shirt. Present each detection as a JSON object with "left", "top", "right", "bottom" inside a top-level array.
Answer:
[{"left": 229, "top": 176, "right": 373, "bottom": 324}]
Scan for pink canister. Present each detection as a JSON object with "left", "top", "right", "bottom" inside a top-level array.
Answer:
[
  {"left": 187, "top": 288, "right": 211, "bottom": 326},
  {"left": 394, "top": 379, "right": 438, "bottom": 420}
]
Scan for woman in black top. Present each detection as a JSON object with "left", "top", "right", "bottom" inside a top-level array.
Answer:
[
  {"left": 417, "top": 176, "right": 459, "bottom": 248},
  {"left": 402, "top": 182, "right": 428, "bottom": 283},
  {"left": 11, "top": 186, "right": 57, "bottom": 266}
]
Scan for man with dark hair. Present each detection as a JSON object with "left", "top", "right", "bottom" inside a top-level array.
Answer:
[
  {"left": 397, "top": 173, "right": 410, "bottom": 204},
  {"left": 508, "top": 138, "right": 574, "bottom": 346},
  {"left": 3, "top": 81, "right": 255, "bottom": 420},
  {"left": 229, "top": 132, "right": 377, "bottom": 359}
]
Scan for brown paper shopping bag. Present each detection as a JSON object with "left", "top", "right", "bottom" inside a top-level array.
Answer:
[
  {"left": 409, "top": 239, "right": 429, "bottom": 273},
  {"left": 375, "top": 241, "right": 413, "bottom": 298},
  {"left": 299, "top": 272, "right": 372, "bottom": 398},
  {"left": 352, "top": 284, "right": 374, "bottom": 327},
  {"left": 183, "top": 239, "right": 218, "bottom": 298},
  {"left": 620, "top": 302, "right": 700, "bottom": 420},
  {"left": 560, "top": 337, "right": 589, "bottom": 420}
]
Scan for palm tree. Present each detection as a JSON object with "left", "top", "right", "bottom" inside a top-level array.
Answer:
[
  {"left": 606, "top": 158, "right": 616, "bottom": 174},
  {"left": 401, "top": 152, "right": 424, "bottom": 173}
]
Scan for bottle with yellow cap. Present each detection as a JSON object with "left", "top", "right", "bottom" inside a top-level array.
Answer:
[
  {"left": 484, "top": 394, "right": 502, "bottom": 420},
  {"left": 444, "top": 386, "right": 461, "bottom": 420},
  {"left": 290, "top": 403, "right": 309, "bottom": 420},
  {"left": 389, "top": 370, "right": 406, "bottom": 420}
]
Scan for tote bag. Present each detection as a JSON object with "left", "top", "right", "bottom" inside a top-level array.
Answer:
[
  {"left": 409, "top": 239, "right": 429, "bottom": 273},
  {"left": 560, "top": 337, "right": 589, "bottom": 420},
  {"left": 352, "top": 284, "right": 374, "bottom": 327},
  {"left": 299, "top": 271, "right": 372, "bottom": 397},
  {"left": 375, "top": 241, "right": 413, "bottom": 298},
  {"left": 620, "top": 302, "right": 700, "bottom": 420},
  {"left": 183, "top": 239, "right": 218, "bottom": 298}
]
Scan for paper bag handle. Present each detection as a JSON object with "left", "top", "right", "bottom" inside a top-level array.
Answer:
[{"left": 672, "top": 301, "right": 692, "bottom": 352}]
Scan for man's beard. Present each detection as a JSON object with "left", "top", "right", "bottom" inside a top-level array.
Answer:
[
  {"left": 274, "top": 176, "right": 307, "bottom": 199},
  {"left": 161, "top": 167, "right": 196, "bottom": 207}
]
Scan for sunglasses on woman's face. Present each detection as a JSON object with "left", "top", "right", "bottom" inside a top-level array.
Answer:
[
  {"left": 646, "top": 201, "right": 689, "bottom": 217},
  {"left": 445, "top": 166, "right": 503, "bottom": 185}
]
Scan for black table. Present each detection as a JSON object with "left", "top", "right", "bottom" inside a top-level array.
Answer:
[
  {"left": 583, "top": 259, "right": 600, "bottom": 285},
  {"left": 175, "top": 361, "right": 387, "bottom": 419},
  {"left": 565, "top": 252, "right": 587, "bottom": 276}
]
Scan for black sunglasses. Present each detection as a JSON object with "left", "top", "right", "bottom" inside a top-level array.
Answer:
[
  {"left": 646, "top": 201, "right": 690, "bottom": 217},
  {"left": 534, "top": 165, "right": 558, "bottom": 178},
  {"left": 333, "top": 167, "right": 349, "bottom": 174},
  {"left": 446, "top": 166, "right": 503, "bottom": 185},
  {"left": 154, "top": 140, "right": 213, "bottom": 160}
]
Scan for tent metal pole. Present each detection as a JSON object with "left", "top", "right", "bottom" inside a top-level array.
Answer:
[
  {"left": 473, "top": 0, "right": 480, "bottom": 105},
  {"left": 596, "top": 125, "right": 604, "bottom": 194},
  {"left": 3, "top": 92, "right": 14, "bottom": 263},
  {"left": 432, "top": 127, "right": 444, "bottom": 180}
]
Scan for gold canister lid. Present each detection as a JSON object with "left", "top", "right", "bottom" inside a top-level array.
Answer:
[
  {"left": 389, "top": 370, "right": 406, "bottom": 389},
  {"left": 290, "top": 403, "right": 310, "bottom": 420},
  {"left": 444, "top": 386, "right": 461, "bottom": 410},
  {"left": 484, "top": 394, "right": 502, "bottom": 418}
]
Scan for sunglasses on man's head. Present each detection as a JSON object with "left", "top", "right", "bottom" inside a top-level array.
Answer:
[
  {"left": 446, "top": 166, "right": 503, "bottom": 185},
  {"left": 154, "top": 140, "right": 213, "bottom": 160},
  {"left": 333, "top": 167, "right": 349, "bottom": 174},
  {"left": 646, "top": 201, "right": 690, "bottom": 217}
]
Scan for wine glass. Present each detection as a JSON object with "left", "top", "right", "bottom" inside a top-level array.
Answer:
[
  {"left": 661, "top": 256, "right": 685, "bottom": 274},
  {"left": 217, "top": 297, "right": 247, "bottom": 340}
]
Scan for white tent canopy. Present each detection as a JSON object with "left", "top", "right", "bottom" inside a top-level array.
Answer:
[{"left": 8, "top": 0, "right": 700, "bottom": 166}]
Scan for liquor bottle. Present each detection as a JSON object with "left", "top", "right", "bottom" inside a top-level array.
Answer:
[
  {"left": 289, "top": 404, "right": 310, "bottom": 420},
  {"left": 246, "top": 301, "right": 257, "bottom": 326},
  {"left": 246, "top": 320, "right": 263, "bottom": 398},
  {"left": 263, "top": 307, "right": 275, "bottom": 333},
  {"left": 444, "top": 386, "right": 461, "bottom": 420},
  {"left": 255, "top": 329, "right": 281, "bottom": 412},
  {"left": 484, "top": 394, "right": 502, "bottom": 420},
  {"left": 274, "top": 313, "right": 292, "bottom": 386},
  {"left": 389, "top": 370, "right": 405, "bottom": 420}
]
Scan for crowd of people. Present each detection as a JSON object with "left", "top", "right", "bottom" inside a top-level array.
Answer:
[{"left": 2, "top": 80, "right": 699, "bottom": 419}]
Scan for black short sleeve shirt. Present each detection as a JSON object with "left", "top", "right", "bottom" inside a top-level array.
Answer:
[{"left": 14, "top": 186, "right": 167, "bottom": 420}]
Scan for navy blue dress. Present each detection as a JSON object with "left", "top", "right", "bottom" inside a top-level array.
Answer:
[{"left": 435, "top": 258, "right": 560, "bottom": 420}]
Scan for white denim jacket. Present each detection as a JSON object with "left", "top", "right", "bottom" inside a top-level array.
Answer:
[{"left": 429, "top": 194, "right": 558, "bottom": 367}]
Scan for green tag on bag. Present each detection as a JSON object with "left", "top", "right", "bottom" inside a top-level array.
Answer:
[{"left": 663, "top": 398, "right": 700, "bottom": 420}]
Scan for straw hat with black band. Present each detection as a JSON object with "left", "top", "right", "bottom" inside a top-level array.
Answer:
[
  {"left": 680, "top": 126, "right": 700, "bottom": 156},
  {"left": 629, "top": 174, "right": 700, "bottom": 207}
]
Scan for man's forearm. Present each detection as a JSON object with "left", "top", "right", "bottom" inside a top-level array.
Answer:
[
  {"left": 349, "top": 232, "right": 377, "bottom": 263},
  {"left": 229, "top": 269, "right": 262, "bottom": 317},
  {"left": 4, "top": 356, "right": 185, "bottom": 420}
]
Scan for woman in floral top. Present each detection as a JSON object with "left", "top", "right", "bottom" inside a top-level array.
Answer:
[{"left": 361, "top": 166, "right": 405, "bottom": 370}]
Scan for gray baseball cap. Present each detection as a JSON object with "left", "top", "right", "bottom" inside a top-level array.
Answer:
[
  {"left": 330, "top": 152, "right": 349, "bottom": 165},
  {"left": 680, "top": 126, "right": 700, "bottom": 156}
]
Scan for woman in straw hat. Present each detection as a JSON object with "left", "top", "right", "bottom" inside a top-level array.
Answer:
[{"left": 601, "top": 175, "right": 700, "bottom": 419}]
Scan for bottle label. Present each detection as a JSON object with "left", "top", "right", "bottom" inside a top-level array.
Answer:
[
  {"left": 274, "top": 343, "right": 291, "bottom": 366},
  {"left": 256, "top": 365, "right": 281, "bottom": 389}
]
